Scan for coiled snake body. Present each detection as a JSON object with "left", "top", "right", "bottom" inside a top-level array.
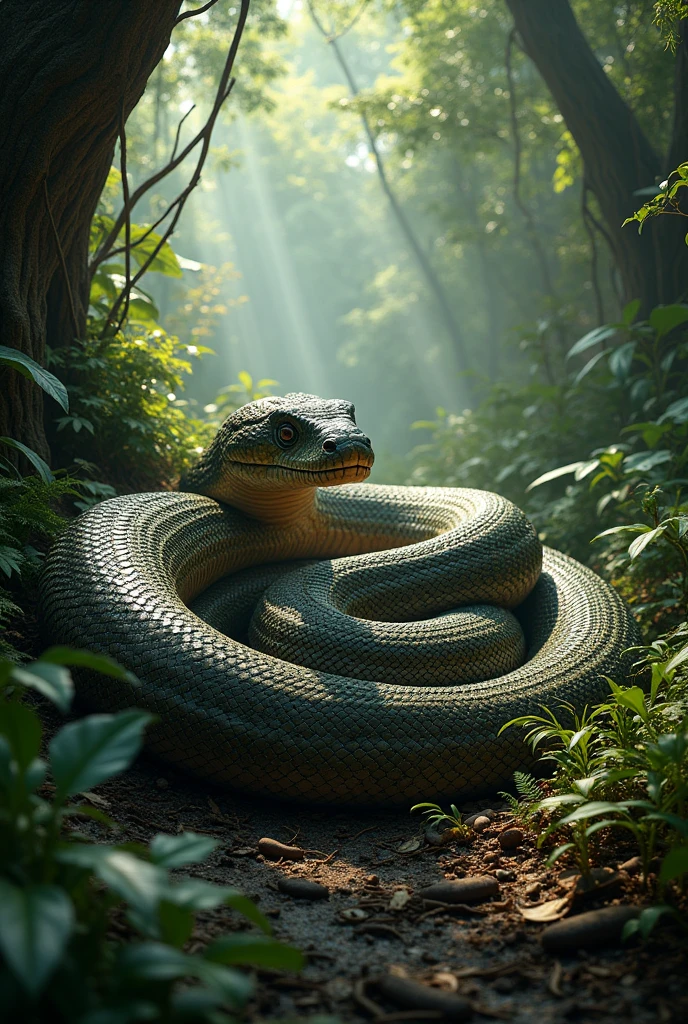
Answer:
[{"left": 40, "top": 394, "right": 639, "bottom": 805}]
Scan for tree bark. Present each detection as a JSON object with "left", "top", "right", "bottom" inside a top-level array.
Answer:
[
  {"left": 504, "top": 0, "right": 688, "bottom": 313},
  {"left": 0, "top": 0, "right": 183, "bottom": 458}
]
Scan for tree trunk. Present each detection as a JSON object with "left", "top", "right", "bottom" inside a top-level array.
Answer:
[
  {"left": 0, "top": 0, "right": 183, "bottom": 459},
  {"left": 504, "top": 0, "right": 688, "bottom": 313}
]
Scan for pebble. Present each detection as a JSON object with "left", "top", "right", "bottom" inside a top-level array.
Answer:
[
  {"left": 472, "top": 816, "right": 491, "bottom": 833},
  {"left": 618, "top": 855, "right": 643, "bottom": 876},
  {"left": 463, "top": 809, "right": 497, "bottom": 826},
  {"left": 276, "top": 876, "right": 329, "bottom": 901},
  {"left": 257, "top": 837, "right": 304, "bottom": 862},
  {"left": 498, "top": 828, "right": 524, "bottom": 850},
  {"left": 495, "top": 869, "right": 516, "bottom": 882},
  {"left": 378, "top": 974, "right": 473, "bottom": 1021},
  {"left": 525, "top": 881, "right": 541, "bottom": 899},
  {"left": 420, "top": 876, "right": 500, "bottom": 904},
  {"left": 540, "top": 905, "right": 640, "bottom": 952}
]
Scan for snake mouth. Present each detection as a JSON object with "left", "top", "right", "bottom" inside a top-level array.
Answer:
[{"left": 227, "top": 458, "right": 373, "bottom": 483}]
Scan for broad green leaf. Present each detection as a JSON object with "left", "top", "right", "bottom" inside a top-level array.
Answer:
[
  {"left": 609, "top": 341, "right": 635, "bottom": 379},
  {"left": 659, "top": 396, "right": 688, "bottom": 424},
  {"left": 158, "top": 900, "right": 194, "bottom": 948},
  {"left": 193, "top": 960, "right": 254, "bottom": 1008},
  {"left": 526, "top": 462, "right": 584, "bottom": 491},
  {"left": 621, "top": 299, "right": 641, "bottom": 325},
  {"left": 49, "top": 710, "right": 153, "bottom": 797},
  {"left": 0, "top": 544, "right": 23, "bottom": 577},
  {"left": 572, "top": 350, "right": 606, "bottom": 384},
  {"left": 10, "top": 661, "right": 74, "bottom": 712},
  {"left": 611, "top": 684, "right": 648, "bottom": 719},
  {"left": 648, "top": 304, "right": 688, "bottom": 338},
  {"left": 623, "top": 449, "right": 672, "bottom": 473},
  {"left": 566, "top": 325, "right": 619, "bottom": 359},
  {"left": 40, "top": 646, "right": 138, "bottom": 684},
  {"left": 628, "top": 526, "right": 665, "bottom": 560},
  {"left": 0, "top": 437, "right": 54, "bottom": 483},
  {"left": 127, "top": 226, "right": 183, "bottom": 278},
  {"left": 659, "top": 845, "right": 688, "bottom": 883},
  {"left": 0, "top": 701, "right": 42, "bottom": 770},
  {"left": 57, "top": 846, "right": 164, "bottom": 914},
  {"left": 0, "top": 346, "right": 69, "bottom": 411},
  {"left": 238, "top": 371, "right": 253, "bottom": 392},
  {"left": 116, "top": 941, "right": 191, "bottom": 981},
  {"left": 0, "top": 881, "right": 74, "bottom": 996},
  {"left": 558, "top": 801, "right": 631, "bottom": 825},
  {"left": 574, "top": 459, "right": 600, "bottom": 481},
  {"left": 666, "top": 643, "right": 688, "bottom": 673},
  {"left": 204, "top": 933, "right": 304, "bottom": 971},
  {"left": 150, "top": 831, "right": 220, "bottom": 869},
  {"left": 592, "top": 524, "right": 647, "bottom": 543}
]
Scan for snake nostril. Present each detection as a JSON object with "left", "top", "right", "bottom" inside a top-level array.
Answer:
[
  {"left": 322, "top": 439, "right": 338, "bottom": 454},
  {"left": 360, "top": 436, "right": 371, "bottom": 447}
]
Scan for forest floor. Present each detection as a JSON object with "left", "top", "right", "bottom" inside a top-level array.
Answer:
[{"left": 55, "top": 737, "right": 687, "bottom": 1024}]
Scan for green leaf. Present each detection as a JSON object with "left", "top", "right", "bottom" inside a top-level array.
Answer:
[
  {"left": 0, "top": 544, "right": 23, "bottom": 577},
  {"left": 10, "top": 662, "right": 74, "bottom": 713},
  {"left": 0, "top": 437, "right": 54, "bottom": 483},
  {"left": 609, "top": 341, "right": 635, "bottom": 379},
  {"left": 591, "top": 524, "right": 648, "bottom": 543},
  {"left": 628, "top": 525, "right": 665, "bottom": 560},
  {"left": 0, "top": 701, "right": 42, "bottom": 770},
  {"left": 127, "top": 226, "right": 183, "bottom": 278},
  {"left": 622, "top": 299, "right": 641, "bottom": 326},
  {"left": 572, "top": 350, "right": 606, "bottom": 385},
  {"left": 545, "top": 843, "right": 574, "bottom": 866},
  {"left": 57, "top": 846, "right": 164, "bottom": 915},
  {"left": 0, "top": 346, "right": 69, "bottom": 411},
  {"left": 566, "top": 325, "right": 619, "bottom": 359},
  {"left": 39, "top": 646, "right": 138, "bottom": 684},
  {"left": 611, "top": 684, "right": 648, "bottom": 719},
  {"left": 0, "top": 881, "right": 74, "bottom": 996},
  {"left": 526, "top": 462, "right": 584, "bottom": 491},
  {"left": 204, "top": 933, "right": 304, "bottom": 971},
  {"left": 150, "top": 831, "right": 220, "bottom": 869},
  {"left": 649, "top": 304, "right": 688, "bottom": 338},
  {"left": 49, "top": 710, "right": 154, "bottom": 797},
  {"left": 157, "top": 900, "right": 195, "bottom": 948},
  {"left": 666, "top": 642, "right": 688, "bottom": 673},
  {"left": 116, "top": 941, "right": 191, "bottom": 981},
  {"left": 659, "top": 844, "right": 688, "bottom": 883}
]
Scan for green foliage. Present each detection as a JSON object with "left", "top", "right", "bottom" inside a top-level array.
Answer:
[
  {"left": 48, "top": 330, "right": 214, "bottom": 491},
  {"left": 500, "top": 637, "right": 688, "bottom": 935},
  {"left": 624, "top": 162, "right": 688, "bottom": 236},
  {"left": 411, "top": 300, "right": 688, "bottom": 632},
  {"left": 497, "top": 771, "right": 543, "bottom": 823},
  {"left": 410, "top": 801, "right": 472, "bottom": 841},
  {"left": 0, "top": 649, "right": 303, "bottom": 1021}
]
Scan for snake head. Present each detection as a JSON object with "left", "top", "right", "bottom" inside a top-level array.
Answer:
[{"left": 180, "top": 393, "right": 374, "bottom": 505}]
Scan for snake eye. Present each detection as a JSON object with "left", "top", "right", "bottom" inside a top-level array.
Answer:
[{"left": 276, "top": 422, "right": 298, "bottom": 447}]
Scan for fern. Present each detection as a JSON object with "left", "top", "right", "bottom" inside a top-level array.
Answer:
[{"left": 499, "top": 771, "right": 542, "bottom": 823}]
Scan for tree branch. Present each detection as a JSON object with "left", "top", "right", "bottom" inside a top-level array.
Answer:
[
  {"left": 91, "top": 0, "right": 249, "bottom": 280},
  {"left": 176, "top": 0, "right": 222, "bottom": 25},
  {"left": 306, "top": 0, "right": 470, "bottom": 374}
]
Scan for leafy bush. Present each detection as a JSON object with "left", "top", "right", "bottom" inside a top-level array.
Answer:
[
  {"left": 499, "top": 630, "right": 688, "bottom": 935},
  {"left": 48, "top": 330, "right": 214, "bottom": 492},
  {"left": 410, "top": 300, "right": 688, "bottom": 633},
  {"left": 0, "top": 648, "right": 303, "bottom": 1022}
]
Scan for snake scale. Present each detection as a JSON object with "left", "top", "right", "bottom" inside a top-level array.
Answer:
[{"left": 40, "top": 394, "right": 640, "bottom": 806}]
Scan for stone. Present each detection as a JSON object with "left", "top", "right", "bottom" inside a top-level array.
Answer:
[
  {"left": 377, "top": 974, "right": 473, "bottom": 1021},
  {"left": 498, "top": 828, "right": 524, "bottom": 850},
  {"left": 420, "top": 876, "right": 499, "bottom": 904},
  {"left": 276, "top": 876, "right": 329, "bottom": 901},
  {"left": 540, "top": 905, "right": 640, "bottom": 953},
  {"left": 495, "top": 869, "right": 516, "bottom": 882},
  {"left": 618, "top": 855, "right": 643, "bottom": 876},
  {"left": 472, "top": 816, "right": 491, "bottom": 833}
]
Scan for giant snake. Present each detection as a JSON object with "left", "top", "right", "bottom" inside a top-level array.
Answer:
[{"left": 40, "top": 394, "right": 640, "bottom": 805}]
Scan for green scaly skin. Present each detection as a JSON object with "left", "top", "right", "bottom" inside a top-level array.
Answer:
[{"left": 39, "top": 394, "right": 640, "bottom": 805}]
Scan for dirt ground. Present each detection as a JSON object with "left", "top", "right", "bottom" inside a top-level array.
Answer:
[{"left": 55, "top": 740, "right": 687, "bottom": 1024}]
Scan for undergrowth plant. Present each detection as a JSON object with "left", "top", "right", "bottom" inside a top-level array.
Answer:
[
  {"left": 0, "top": 648, "right": 302, "bottom": 1022},
  {"left": 500, "top": 631, "right": 688, "bottom": 936}
]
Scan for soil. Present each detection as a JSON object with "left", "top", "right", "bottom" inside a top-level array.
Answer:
[{"left": 55, "top": 742, "right": 688, "bottom": 1024}]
